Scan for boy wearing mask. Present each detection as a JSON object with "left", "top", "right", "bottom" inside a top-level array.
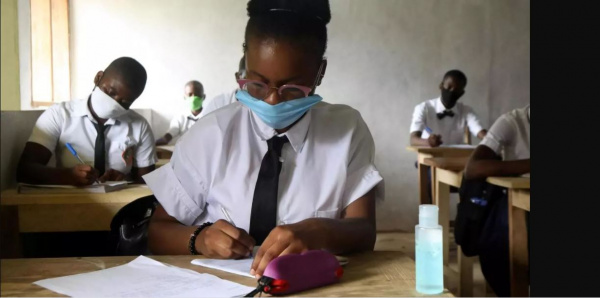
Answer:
[
  {"left": 410, "top": 69, "right": 487, "bottom": 147},
  {"left": 155, "top": 81, "right": 206, "bottom": 145},
  {"left": 17, "top": 57, "right": 156, "bottom": 186}
]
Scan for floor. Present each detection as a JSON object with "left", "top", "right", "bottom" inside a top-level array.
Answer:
[{"left": 374, "top": 231, "right": 494, "bottom": 297}]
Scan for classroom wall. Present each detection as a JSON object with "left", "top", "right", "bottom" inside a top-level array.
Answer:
[
  {"left": 67, "top": 0, "right": 530, "bottom": 231},
  {"left": 1, "top": 0, "right": 21, "bottom": 111}
]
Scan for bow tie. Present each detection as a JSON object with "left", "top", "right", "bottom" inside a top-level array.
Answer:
[{"left": 437, "top": 110, "right": 455, "bottom": 119}]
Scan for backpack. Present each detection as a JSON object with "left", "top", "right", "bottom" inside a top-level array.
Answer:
[
  {"left": 454, "top": 175, "right": 505, "bottom": 257},
  {"left": 110, "top": 195, "right": 158, "bottom": 255}
]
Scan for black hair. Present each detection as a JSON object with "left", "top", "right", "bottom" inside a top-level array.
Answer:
[
  {"left": 244, "top": 0, "right": 331, "bottom": 62},
  {"left": 185, "top": 80, "right": 204, "bottom": 94},
  {"left": 443, "top": 69, "right": 468, "bottom": 87},
  {"left": 103, "top": 57, "right": 147, "bottom": 99}
]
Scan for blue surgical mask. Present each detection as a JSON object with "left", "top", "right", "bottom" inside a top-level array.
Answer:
[{"left": 236, "top": 90, "right": 322, "bottom": 129}]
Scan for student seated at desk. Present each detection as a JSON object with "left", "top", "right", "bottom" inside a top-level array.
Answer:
[
  {"left": 465, "top": 105, "right": 530, "bottom": 179},
  {"left": 144, "top": 0, "right": 384, "bottom": 278},
  {"left": 155, "top": 81, "right": 206, "bottom": 145},
  {"left": 464, "top": 105, "right": 530, "bottom": 296},
  {"left": 198, "top": 56, "right": 245, "bottom": 118},
  {"left": 409, "top": 69, "right": 487, "bottom": 147},
  {"left": 16, "top": 57, "right": 157, "bottom": 186}
]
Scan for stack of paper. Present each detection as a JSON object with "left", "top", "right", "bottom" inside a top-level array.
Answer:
[
  {"left": 34, "top": 256, "right": 254, "bottom": 297},
  {"left": 439, "top": 144, "right": 476, "bottom": 149},
  {"left": 192, "top": 258, "right": 255, "bottom": 278},
  {"left": 18, "top": 181, "right": 129, "bottom": 194}
]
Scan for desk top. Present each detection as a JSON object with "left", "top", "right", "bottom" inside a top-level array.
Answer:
[
  {"left": 406, "top": 146, "right": 475, "bottom": 156},
  {"left": 156, "top": 159, "right": 170, "bottom": 168},
  {"left": 156, "top": 145, "right": 175, "bottom": 152},
  {"left": 0, "top": 185, "right": 152, "bottom": 205},
  {"left": 0, "top": 252, "right": 453, "bottom": 297},
  {"left": 487, "top": 177, "right": 530, "bottom": 189},
  {"left": 423, "top": 157, "right": 469, "bottom": 172}
]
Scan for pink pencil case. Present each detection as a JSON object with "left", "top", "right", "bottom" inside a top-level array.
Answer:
[{"left": 245, "top": 250, "right": 343, "bottom": 296}]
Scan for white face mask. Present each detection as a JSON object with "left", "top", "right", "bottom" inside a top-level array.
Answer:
[{"left": 90, "top": 87, "right": 128, "bottom": 119}]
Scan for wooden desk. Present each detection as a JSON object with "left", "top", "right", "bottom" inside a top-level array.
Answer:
[
  {"left": 487, "top": 177, "right": 530, "bottom": 297},
  {"left": 156, "top": 145, "right": 174, "bottom": 159},
  {"left": 156, "top": 158, "right": 169, "bottom": 168},
  {"left": 486, "top": 177, "right": 530, "bottom": 189},
  {"left": 0, "top": 185, "right": 152, "bottom": 258},
  {"left": 424, "top": 157, "right": 475, "bottom": 297},
  {"left": 407, "top": 146, "right": 474, "bottom": 205},
  {"left": 0, "top": 252, "right": 454, "bottom": 297}
]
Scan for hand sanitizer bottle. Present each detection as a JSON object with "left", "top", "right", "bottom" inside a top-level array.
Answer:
[{"left": 415, "top": 204, "right": 444, "bottom": 294}]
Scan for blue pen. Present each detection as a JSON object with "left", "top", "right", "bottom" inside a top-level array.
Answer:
[
  {"left": 66, "top": 143, "right": 100, "bottom": 183},
  {"left": 425, "top": 126, "right": 433, "bottom": 134}
]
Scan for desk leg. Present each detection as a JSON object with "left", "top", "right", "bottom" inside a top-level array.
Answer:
[
  {"left": 418, "top": 162, "right": 431, "bottom": 205},
  {"left": 436, "top": 175, "right": 450, "bottom": 267},
  {"left": 458, "top": 246, "right": 474, "bottom": 297},
  {"left": 509, "top": 191, "right": 530, "bottom": 296},
  {"left": 0, "top": 206, "right": 22, "bottom": 258}
]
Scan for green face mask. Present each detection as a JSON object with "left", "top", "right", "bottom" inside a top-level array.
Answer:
[{"left": 184, "top": 95, "right": 203, "bottom": 111}]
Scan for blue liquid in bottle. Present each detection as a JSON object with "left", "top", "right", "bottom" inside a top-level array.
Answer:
[{"left": 415, "top": 205, "right": 444, "bottom": 295}]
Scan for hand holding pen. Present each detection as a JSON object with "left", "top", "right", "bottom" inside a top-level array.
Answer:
[
  {"left": 66, "top": 143, "right": 100, "bottom": 185},
  {"left": 425, "top": 126, "right": 443, "bottom": 147}
]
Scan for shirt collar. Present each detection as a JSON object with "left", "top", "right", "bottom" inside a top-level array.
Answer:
[
  {"left": 435, "top": 97, "right": 458, "bottom": 114},
  {"left": 187, "top": 111, "right": 201, "bottom": 121},
  {"left": 248, "top": 106, "right": 311, "bottom": 153}
]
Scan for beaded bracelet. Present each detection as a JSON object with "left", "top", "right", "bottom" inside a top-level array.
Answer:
[{"left": 189, "top": 222, "right": 213, "bottom": 255}]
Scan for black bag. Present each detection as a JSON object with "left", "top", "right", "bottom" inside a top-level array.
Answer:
[
  {"left": 454, "top": 176, "right": 505, "bottom": 257},
  {"left": 110, "top": 195, "right": 158, "bottom": 256},
  {"left": 478, "top": 194, "right": 510, "bottom": 297}
]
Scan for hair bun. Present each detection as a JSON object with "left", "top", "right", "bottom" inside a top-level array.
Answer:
[{"left": 247, "top": 0, "right": 331, "bottom": 24}]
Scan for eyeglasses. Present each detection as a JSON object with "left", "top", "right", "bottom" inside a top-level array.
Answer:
[
  {"left": 237, "top": 79, "right": 313, "bottom": 101},
  {"left": 237, "top": 62, "right": 324, "bottom": 101}
]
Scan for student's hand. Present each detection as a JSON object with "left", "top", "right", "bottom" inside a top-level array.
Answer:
[
  {"left": 196, "top": 219, "right": 255, "bottom": 259},
  {"left": 428, "top": 134, "right": 443, "bottom": 147},
  {"left": 250, "top": 221, "right": 316, "bottom": 277},
  {"left": 155, "top": 138, "right": 168, "bottom": 146},
  {"left": 99, "top": 169, "right": 127, "bottom": 182},
  {"left": 69, "top": 164, "right": 99, "bottom": 186}
]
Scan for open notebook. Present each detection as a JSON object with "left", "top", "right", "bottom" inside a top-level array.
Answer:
[{"left": 17, "top": 181, "right": 129, "bottom": 194}]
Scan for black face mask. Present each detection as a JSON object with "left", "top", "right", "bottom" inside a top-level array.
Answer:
[{"left": 441, "top": 88, "right": 463, "bottom": 109}]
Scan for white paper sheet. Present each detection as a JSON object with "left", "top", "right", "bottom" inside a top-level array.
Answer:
[
  {"left": 34, "top": 256, "right": 254, "bottom": 298},
  {"left": 439, "top": 144, "right": 476, "bottom": 149},
  {"left": 191, "top": 258, "right": 255, "bottom": 278}
]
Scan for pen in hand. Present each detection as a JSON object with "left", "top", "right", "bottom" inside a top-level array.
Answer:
[
  {"left": 220, "top": 206, "right": 255, "bottom": 257},
  {"left": 66, "top": 143, "right": 100, "bottom": 184}
]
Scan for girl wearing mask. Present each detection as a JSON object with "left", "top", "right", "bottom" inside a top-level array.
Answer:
[{"left": 144, "top": 0, "right": 384, "bottom": 277}]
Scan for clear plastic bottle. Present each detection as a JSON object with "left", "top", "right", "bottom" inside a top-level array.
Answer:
[{"left": 415, "top": 204, "right": 444, "bottom": 295}]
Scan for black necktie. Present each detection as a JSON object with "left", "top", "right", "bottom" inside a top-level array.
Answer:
[
  {"left": 437, "top": 110, "right": 455, "bottom": 119},
  {"left": 93, "top": 122, "right": 106, "bottom": 176},
  {"left": 249, "top": 135, "right": 289, "bottom": 245}
]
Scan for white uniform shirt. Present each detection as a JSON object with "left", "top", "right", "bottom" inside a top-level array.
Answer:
[
  {"left": 28, "top": 98, "right": 157, "bottom": 174},
  {"left": 410, "top": 97, "right": 484, "bottom": 144},
  {"left": 198, "top": 89, "right": 238, "bottom": 118},
  {"left": 144, "top": 101, "right": 384, "bottom": 229},
  {"left": 167, "top": 112, "right": 201, "bottom": 139},
  {"left": 480, "top": 105, "right": 530, "bottom": 161}
]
